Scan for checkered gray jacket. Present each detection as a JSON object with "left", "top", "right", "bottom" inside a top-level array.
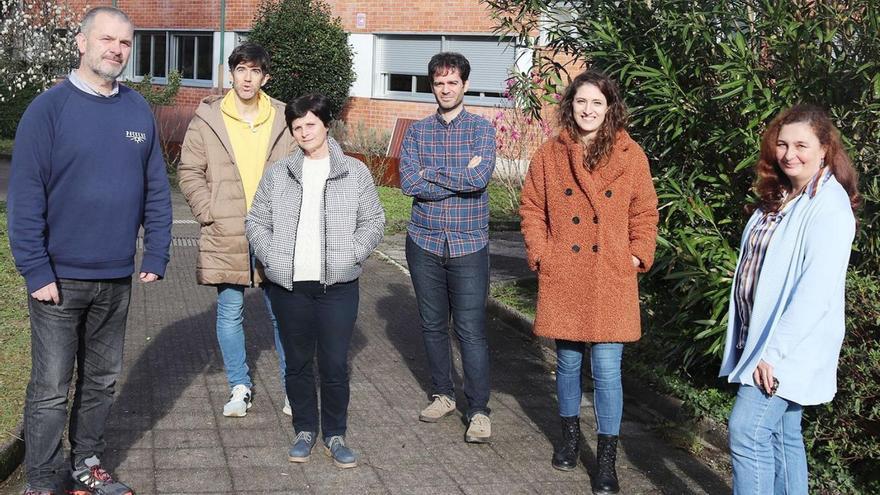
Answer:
[{"left": 246, "top": 137, "right": 385, "bottom": 290}]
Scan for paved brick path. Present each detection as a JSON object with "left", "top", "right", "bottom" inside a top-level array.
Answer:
[{"left": 1, "top": 184, "right": 732, "bottom": 493}]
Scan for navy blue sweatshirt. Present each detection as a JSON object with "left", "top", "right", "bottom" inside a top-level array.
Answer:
[{"left": 7, "top": 80, "right": 172, "bottom": 293}]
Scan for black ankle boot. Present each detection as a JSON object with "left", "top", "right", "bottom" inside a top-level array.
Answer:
[
  {"left": 551, "top": 416, "right": 580, "bottom": 470},
  {"left": 591, "top": 434, "right": 620, "bottom": 494}
]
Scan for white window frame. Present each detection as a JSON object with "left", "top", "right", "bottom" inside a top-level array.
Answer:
[{"left": 373, "top": 34, "right": 516, "bottom": 106}]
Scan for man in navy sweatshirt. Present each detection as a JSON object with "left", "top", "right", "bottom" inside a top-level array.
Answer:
[{"left": 7, "top": 7, "right": 171, "bottom": 495}]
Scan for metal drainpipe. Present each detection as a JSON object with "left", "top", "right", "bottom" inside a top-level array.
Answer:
[{"left": 217, "top": 0, "right": 226, "bottom": 91}]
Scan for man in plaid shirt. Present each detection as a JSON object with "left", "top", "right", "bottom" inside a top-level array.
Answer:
[{"left": 399, "top": 52, "right": 496, "bottom": 443}]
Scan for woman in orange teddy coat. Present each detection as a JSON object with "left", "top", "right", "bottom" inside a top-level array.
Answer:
[{"left": 520, "top": 69, "right": 658, "bottom": 495}]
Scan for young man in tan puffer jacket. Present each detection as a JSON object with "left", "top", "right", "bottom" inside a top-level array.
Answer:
[{"left": 179, "top": 43, "right": 295, "bottom": 418}]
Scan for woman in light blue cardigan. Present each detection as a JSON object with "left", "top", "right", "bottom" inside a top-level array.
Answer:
[{"left": 719, "top": 105, "right": 860, "bottom": 494}]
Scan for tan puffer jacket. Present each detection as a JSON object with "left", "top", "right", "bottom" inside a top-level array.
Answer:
[{"left": 178, "top": 94, "right": 295, "bottom": 286}]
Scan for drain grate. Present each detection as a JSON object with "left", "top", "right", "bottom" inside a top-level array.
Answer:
[{"left": 137, "top": 237, "right": 198, "bottom": 248}]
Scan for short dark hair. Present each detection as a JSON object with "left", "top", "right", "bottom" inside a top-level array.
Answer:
[
  {"left": 285, "top": 94, "right": 333, "bottom": 131},
  {"left": 228, "top": 43, "right": 271, "bottom": 74},
  {"left": 428, "top": 52, "right": 470, "bottom": 83}
]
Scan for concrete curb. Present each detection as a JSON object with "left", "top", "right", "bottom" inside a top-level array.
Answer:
[
  {"left": 375, "top": 247, "right": 729, "bottom": 453},
  {"left": 0, "top": 420, "right": 25, "bottom": 483}
]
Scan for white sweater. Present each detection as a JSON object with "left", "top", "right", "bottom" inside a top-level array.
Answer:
[{"left": 293, "top": 156, "right": 330, "bottom": 281}]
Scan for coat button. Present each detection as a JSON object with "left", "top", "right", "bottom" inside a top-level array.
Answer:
[
  {"left": 572, "top": 216, "right": 580, "bottom": 224},
  {"left": 565, "top": 188, "right": 573, "bottom": 196},
  {"left": 592, "top": 244, "right": 599, "bottom": 252},
  {"left": 605, "top": 190, "right": 612, "bottom": 198},
  {"left": 572, "top": 244, "right": 580, "bottom": 253},
  {"left": 593, "top": 215, "right": 599, "bottom": 224}
]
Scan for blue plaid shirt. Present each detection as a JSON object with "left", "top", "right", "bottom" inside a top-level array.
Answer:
[{"left": 399, "top": 109, "right": 496, "bottom": 257}]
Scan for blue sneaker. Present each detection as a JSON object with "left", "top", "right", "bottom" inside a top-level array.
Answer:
[
  {"left": 287, "top": 431, "right": 316, "bottom": 463},
  {"left": 323, "top": 435, "right": 358, "bottom": 468}
]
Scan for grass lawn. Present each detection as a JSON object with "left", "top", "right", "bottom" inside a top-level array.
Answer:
[
  {"left": 490, "top": 277, "right": 537, "bottom": 318},
  {"left": 378, "top": 186, "right": 412, "bottom": 235},
  {"left": 0, "top": 138, "right": 12, "bottom": 155},
  {"left": 378, "top": 180, "right": 521, "bottom": 235},
  {"left": 0, "top": 203, "right": 31, "bottom": 440}
]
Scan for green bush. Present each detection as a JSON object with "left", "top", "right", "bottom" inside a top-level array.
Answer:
[
  {"left": 248, "top": 0, "right": 355, "bottom": 116},
  {"left": 487, "top": 0, "right": 879, "bottom": 491},
  {"left": 804, "top": 271, "right": 880, "bottom": 493},
  {"left": 0, "top": 85, "right": 39, "bottom": 139}
]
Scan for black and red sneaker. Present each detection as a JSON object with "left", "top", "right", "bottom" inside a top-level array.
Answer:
[
  {"left": 67, "top": 456, "right": 133, "bottom": 495},
  {"left": 23, "top": 488, "right": 54, "bottom": 495}
]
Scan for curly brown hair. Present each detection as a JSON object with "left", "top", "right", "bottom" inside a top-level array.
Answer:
[
  {"left": 753, "top": 104, "right": 860, "bottom": 214},
  {"left": 557, "top": 69, "right": 628, "bottom": 170}
]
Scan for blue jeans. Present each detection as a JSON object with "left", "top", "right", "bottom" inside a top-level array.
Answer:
[
  {"left": 729, "top": 385, "right": 808, "bottom": 494},
  {"left": 268, "top": 280, "right": 359, "bottom": 437},
  {"left": 405, "top": 236, "right": 490, "bottom": 418},
  {"left": 24, "top": 278, "right": 132, "bottom": 491},
  {"left": 216, "top": 284, "right": 285, "bottom": 391},
  {"left": 555, "top": 340, "right": 623, "bottom": 435}
]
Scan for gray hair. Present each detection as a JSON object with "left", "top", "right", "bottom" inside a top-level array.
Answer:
[{"left": 80, "top": 7, "right": 133, "bottom": 35}]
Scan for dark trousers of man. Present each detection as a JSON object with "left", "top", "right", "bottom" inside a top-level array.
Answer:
[
  {"left": 268, "top": 280, "right": 358, "bottom": 438},
  {"left": 24, "top": 278, "right": 132, "bottom": 491},
  {"left": 405, "top": 236, "right": 490, "bottom": 419}
]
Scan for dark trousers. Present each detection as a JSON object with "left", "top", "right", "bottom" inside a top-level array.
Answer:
[
  {"left": 24, "top": 278, "right": 132, "bottom": 491},
  {"left": 268, "top": 280, "right": 358, "bottom": 438},
  {"left": 405, "top": 236, "right": 490, "bottom": 418}
]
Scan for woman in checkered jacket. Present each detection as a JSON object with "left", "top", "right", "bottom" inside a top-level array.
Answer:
[{"left": 246, "top": 93, "right": 385, "bottom": 470}]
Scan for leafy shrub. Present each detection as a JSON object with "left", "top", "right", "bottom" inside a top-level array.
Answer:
[
  {"left": 804, "top": 271, "right": 880, "bottom": 493},
  {"left": 248, "top": 0, "right": 354, "bottom": 117},
  {"left": 487, "top": 0, "right": 879, "bottom": 375},
  {"left": 487, "top": 0, "right": 880, "bottom": 491},
  {"left": 125, "top": 71, "right": 182, "bottom": 107},
  {"left": 0, "top": 84, "right": 38, "bottom": 138},
  {"left": 333, "top": 121, "right": 393, "bottom": 185}
]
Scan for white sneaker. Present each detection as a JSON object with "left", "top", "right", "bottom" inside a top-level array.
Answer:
[
  {"left": 283, "top": 397, "right": 292, "bottom": 416},
  {"left": 223, "top": 384, "right": 252, "bottom": 417},
  {"left": 465, "top": 413, "right": 492, "bottom": 443}
]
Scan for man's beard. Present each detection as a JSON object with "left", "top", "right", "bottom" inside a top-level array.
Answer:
[{"left": 87, "top": 53, "right": 126, "bottom": 81}]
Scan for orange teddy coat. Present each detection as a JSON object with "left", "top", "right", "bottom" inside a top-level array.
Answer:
[{"left": 520, "top": 130, "right": 659, "bottom": 343}]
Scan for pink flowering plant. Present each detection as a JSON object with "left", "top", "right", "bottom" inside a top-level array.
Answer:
[{"left": 492, "top": 75, "right": 555, "bottom": 214}]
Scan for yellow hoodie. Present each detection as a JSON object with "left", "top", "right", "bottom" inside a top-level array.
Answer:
[{"left": 221, "top": 90, "right": 275, "bottom": 210}]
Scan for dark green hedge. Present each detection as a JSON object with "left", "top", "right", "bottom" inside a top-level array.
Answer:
[{"left": 248, "top": 0, "right": 354, "bottom": 118}]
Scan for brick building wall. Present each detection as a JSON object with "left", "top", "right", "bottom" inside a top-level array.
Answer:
[
  {"left": 342, "top": 97, "right": 498, "bottom": 134},
  {"left": 68, "top": 0, "right": 515, "bottom": 144}
]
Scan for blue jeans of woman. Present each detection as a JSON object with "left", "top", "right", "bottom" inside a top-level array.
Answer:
[
  {"left": 555, "top": 340, "right": 623, "bottom": 435},
  {"left": 728, "top": 384, "right": 807, "bottom": 494},
  {"left": 268, "top": 280, "right": 359, "bottom": 437}
]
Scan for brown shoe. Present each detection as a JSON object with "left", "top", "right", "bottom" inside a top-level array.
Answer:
[
  {"left": 465, "top": 413, "right": 492, "bottom": 443},
  {"left": 419, "top": 394, "right": 456, "bottom": 422}
]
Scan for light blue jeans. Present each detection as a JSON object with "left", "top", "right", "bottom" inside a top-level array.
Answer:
[
  {"left": 555, "top": 340, "right": 623, "bottom": 435},
  {"left": 216, "top": 284, "right": 285, "bottom": 391},
  {"left": 729, "top": 384, "right": 808, "bottom": 494}
]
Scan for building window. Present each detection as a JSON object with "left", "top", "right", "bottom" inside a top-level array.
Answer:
[
  {"left": 133, "top": 31, "right": 214, "bottom": 85},
  {"left": 135, "top": 32, "right": 167, "bottom": 78},
  {"left": 173, "top": 33, "right": 213, "bottom": 81},
  {"left": 375, "top": 34, "right": 515, "bottom": 105}
]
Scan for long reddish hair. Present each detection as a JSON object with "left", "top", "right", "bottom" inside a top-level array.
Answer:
[
  {"left": 557, "top": 69, "right": 628, "bottom": 170},
  {"left": 753, "top": 104, "right": 860, "bottom": 214}
]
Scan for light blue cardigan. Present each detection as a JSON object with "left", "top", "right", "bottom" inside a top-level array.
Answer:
[{"left": 719, "top": 176, "right": 855, "bottom": 406}]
